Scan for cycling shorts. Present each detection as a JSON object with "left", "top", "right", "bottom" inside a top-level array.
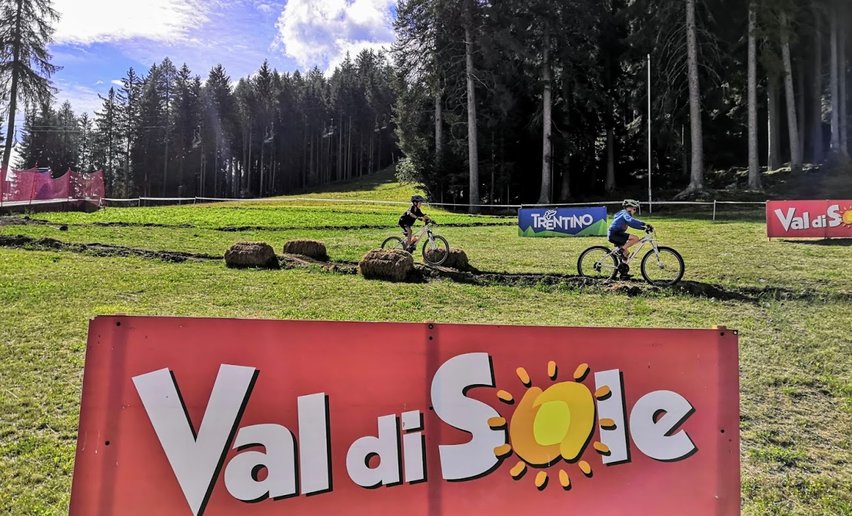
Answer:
[{"left": 608, "top": 231, "right": 629, "bottom": 247}]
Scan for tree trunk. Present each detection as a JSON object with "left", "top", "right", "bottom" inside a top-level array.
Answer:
[
  {"left": 768, "top": 75, "right": 781, "bottom": 170},
  {"left": 840, "top": 5, "right": 848, "bottom": 156},
  {"left": 781, "top": 13, "right": 802, "bottom": 173},
  {"left": 538, "top": 26, "right": 552, "bottom": 203},
  {"left": 260, "top": 135, "right": 265, "bottom": 197},
  {"left": 559, "top": 154, "right": 571, "bottom": 200},
  {"left": 797, "top": 58, "right": 806, "bottom": 159},
  {"left": 830, "top": 10, "right": 841, "bottom": 153},
  {"left": 435, "top": 92, "right": 443, "bottom": 165},
  {"left": 748, "top": 1, "right": 762, "bottom": 189},
  {"left": 605, "top": 126, "right": 616, "bottom": 192},
  {"left": 684, "top": 0, "right": 704, "bottom": 193},
  {"left": 811, "top": 7, "right": 824, "bottom": 163},
  {"left": 464, "top": 14, "right": 480, "bottom": 213},
  {"left": 247, "top": 125, "right": 253, "bottom": 194},
  {"left": 1, "top": 0, "right": 24, "bottom": 174}
]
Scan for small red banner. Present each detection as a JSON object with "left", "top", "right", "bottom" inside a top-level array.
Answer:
[
  {"left": 766, "top": 200, "right": 852, "bottom": 238},
  {"left": 70, "top": 317, "right": 740, "bottom": 516}
]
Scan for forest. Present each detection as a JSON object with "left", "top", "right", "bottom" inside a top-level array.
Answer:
[{"left": 1, "top": 0, "right": 850, "bottom": 207}]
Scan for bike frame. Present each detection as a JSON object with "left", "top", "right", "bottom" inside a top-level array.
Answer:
[
  {"left": 407, "top": 223, "right": 437, "bottom": 247},
  {"left": 615, "top": 231, "right": 660, "bottom": 265}
]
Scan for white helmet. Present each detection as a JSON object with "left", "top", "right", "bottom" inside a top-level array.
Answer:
[{"left": 622, "top": 199, "right": 640, "bottom": 209}]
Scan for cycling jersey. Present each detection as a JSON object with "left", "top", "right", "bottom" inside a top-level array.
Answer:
[
  {"left": 399, "top": 204, "right": 425, "bottom": 227},
  {"left": 609, "top": 209, "right": 646, "bottom": 235}
]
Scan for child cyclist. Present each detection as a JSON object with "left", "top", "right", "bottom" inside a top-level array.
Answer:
[
  {"left": 609, "top": 199, "right": 653, "bottom": 279},
  {"left": 399, "top": 194, "right": 432, "bottom": 252}
]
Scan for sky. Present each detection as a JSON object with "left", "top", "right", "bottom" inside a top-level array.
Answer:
[{"left": 7, "top": 0, "right": 398, "bottom": 163}]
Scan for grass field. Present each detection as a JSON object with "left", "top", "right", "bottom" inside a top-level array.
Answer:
[{"left": 0, "top": 169, "right": 850, "bottom": 514}]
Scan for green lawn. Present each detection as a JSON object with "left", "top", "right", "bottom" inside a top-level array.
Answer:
[{"left": 0, "top": 171, "right": 850, "bottom": 514}]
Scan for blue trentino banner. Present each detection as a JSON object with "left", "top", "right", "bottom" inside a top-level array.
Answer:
[{"left": 518, "top": 207, "right": 608, "bottom": 237}]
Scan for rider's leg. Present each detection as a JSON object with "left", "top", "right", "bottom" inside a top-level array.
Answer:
[
  {"left": 623, "top": 234, "right": 640, "bottom": 257},
  {"left": 618, "top": 235, "right": 641, "bottom": 278},
  {"left": 401, "top": 226, "right": 413, "bottom": 247}
]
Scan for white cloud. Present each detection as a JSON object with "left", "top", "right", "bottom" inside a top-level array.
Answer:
[
  {"left": 255, "top": 1, "right": 277, "bottom": 13},
  {"left": 275, "top": 0, "right": 395, "bottom": 70},
  {"left": 111, "top": 80, "right": 124, "bottom": 87},
  {"left": 52, "top": 0, "right": 209, "bottom": 45},
  {"left": 55, "top": 81, "right": 107, "bottom": 117}
]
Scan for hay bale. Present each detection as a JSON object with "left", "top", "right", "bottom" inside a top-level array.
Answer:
[
  {"left": 424, "top": 247, "right": 470, "bottom": 270},
  {"left": 283, "top": 239, "right": 328, "bottom": 260},
  {"left": 359, "top": 249, "right": 414, "bottom": 282},
  {"left": 224, "top": 242, "right": 279, "bottom": 269}
]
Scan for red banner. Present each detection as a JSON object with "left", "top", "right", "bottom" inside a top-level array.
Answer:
[
  {"left": 70, "top": 317, "right": 740, "bottom": 516},
  {"left": 766, "top": 200, "right": 852, "bottom": 238}
]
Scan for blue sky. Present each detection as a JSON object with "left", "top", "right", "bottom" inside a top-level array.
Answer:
[
  {"left": 7, "top": 0, "right": 397, "bottom": 165},
  {"left": 47, "top": 0, "right": 398, "bottom": 116}
]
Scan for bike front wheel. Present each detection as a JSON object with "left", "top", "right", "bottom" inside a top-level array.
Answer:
[
  {"left": 577, "top": 246, "right": 618, "bottom": 280},
  {"left": 640, "top": 246, "right": 685, "bottom": 286},
  {"left": 422, "top": 235, "right": 450, "bottom": 266},
  {"left": 381, "top": 236, "right": 405, "bottom": 251}
]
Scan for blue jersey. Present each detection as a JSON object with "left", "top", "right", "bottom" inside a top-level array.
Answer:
[{"left": 609, "top": 209, "right": 645, "bottom": 234}]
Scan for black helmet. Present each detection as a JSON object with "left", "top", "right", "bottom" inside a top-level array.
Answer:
[
  {"left": 622, "top": 199, "right": 640, "bottom": 209},
  {"left": 411, "top": 195, "right": 426, "bottom": 203}
]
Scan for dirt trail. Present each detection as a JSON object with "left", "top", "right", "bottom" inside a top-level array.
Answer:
[{"left": 1, "top": 233, "right": 847, "bottom": 303}]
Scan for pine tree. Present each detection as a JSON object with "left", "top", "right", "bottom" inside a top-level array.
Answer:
[
  {"left": 0, "top": 0, "right": 59, "bottom": 171},
  {"left": 78, "top": 112, "right": 92, "bottom": 171},
  {"left": 116, "top": 67, "right": 142, "bottom": 193},
  {"left": 173, "top": 64, "right": 201, "bottom": 196},
  {"left": 94, "top": 88, "right": 120, "bottom": 194}
]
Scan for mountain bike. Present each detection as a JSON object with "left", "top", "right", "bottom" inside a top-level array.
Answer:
[
  {"left": 577, "top": 229, "right": 684, "bottom": 286},
  {"left": 381, "top": 220, "right": 450, "bottom": 266}
]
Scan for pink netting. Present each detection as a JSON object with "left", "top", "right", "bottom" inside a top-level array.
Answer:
[{"left": 0, "top": 168, "right": 104, "bottom": 203}]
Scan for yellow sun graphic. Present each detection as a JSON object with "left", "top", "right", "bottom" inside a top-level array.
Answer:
[
  {"left": 841, "top": 206, "right": 852, "bottom": 228},
  {"left": 492, "top": 362, "right": 613, "bottom": 490}
]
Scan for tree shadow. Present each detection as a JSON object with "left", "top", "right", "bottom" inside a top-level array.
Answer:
[{"left": 780, "top": 238, "right": 852, "bottom": 246}]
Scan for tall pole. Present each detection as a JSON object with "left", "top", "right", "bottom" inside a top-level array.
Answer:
[{"left": 647, "top": 54, "right": 653, "bottom": 214}]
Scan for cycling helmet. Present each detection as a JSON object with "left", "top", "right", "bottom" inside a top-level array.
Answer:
[
  {"left": 411, "top": 195, "right": 426, "bottom": 203},
  {"left": 622, "top": 199, "right": 640, "bottom": 209}
]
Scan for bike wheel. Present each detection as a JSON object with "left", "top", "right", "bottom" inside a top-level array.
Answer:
[
  {"left": 640, "top": 246, "right": 685, "bottom": 286},
  {"left": 577, "top": 246, "right": 618, "bottom": 280},
  {"left": 381, "top": 236, "right": 405, "bottom": 251},
  {"left": 422, "top": 235, "right": 450, "bottom": 266}
]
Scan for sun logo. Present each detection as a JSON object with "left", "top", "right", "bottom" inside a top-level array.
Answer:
[
  {"left": 491, "top": 362, "right": 613, "bottom": 491},
  {"left": 840, "top": 206, "right": 852, "bottom": 228}
]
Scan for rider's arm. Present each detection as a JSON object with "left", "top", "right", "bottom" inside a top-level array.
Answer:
[
  {"left": 414, "top": 206, "right": 428, "bottom": 221},
  {"left": 624, "top": 212, "right": 646, "bottom": 230}
]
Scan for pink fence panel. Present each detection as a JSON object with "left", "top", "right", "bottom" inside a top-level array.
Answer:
[
  {"left": 1, "top": 168, "right": 104, "bottom": 202},
  {"left": 4, "top": 168, "right": 40, "bottom": 201},
  {"left": 49, "top": 170, "right": 72, "bottom": 199},
  {"left": 31, "top": 171, "right": 55, "bottom": 200},
  {"left": 70, "top": 171, "right": 105, "bottom": 199}
]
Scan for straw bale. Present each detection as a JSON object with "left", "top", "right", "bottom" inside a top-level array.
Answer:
[
  {"left": 359, "top": 249, "right": 414, "bottom": 282},
  {"left": 283, "top": 239, "right": 328, "bottom": 260},
  {"left": 224, "top": 242, "right": 279, "bottom": 269},
  {"left": 425, "top": 247, "right": 470, "bottom": 270}
]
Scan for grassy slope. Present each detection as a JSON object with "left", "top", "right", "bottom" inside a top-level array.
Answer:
[{"left": 0, "top": 169, "right": 850, "bottom": 514}]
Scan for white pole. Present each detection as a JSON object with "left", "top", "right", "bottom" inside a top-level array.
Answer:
[{"left": 647, "top": 53, "right": 653, "bottom": 214}]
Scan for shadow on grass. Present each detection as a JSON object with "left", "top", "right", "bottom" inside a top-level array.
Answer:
[{"left": 781, "top": 238, "right": 852, "bottom": 246}]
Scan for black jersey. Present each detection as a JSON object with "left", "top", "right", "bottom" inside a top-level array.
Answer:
[{"left": 399, "top": 204, "right": 425, "bottom": 226}]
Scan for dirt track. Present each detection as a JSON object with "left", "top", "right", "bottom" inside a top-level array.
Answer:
[{"left": 0, "top": 233, "right": 847, "bottom": 304}]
